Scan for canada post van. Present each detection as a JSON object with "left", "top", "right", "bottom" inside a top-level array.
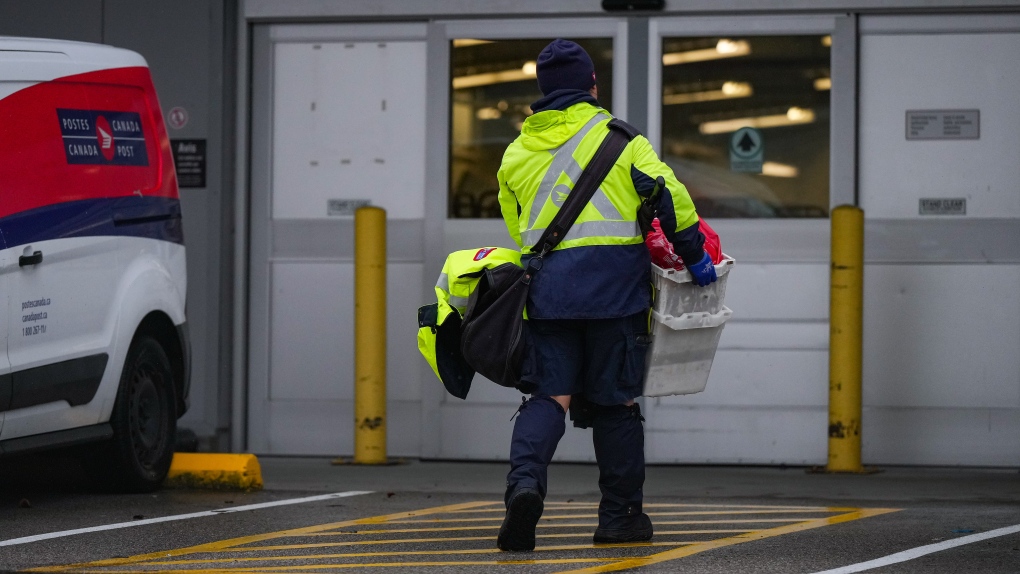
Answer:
[{"left": 0, "top": 37, "right": 189, "bottom": 491}]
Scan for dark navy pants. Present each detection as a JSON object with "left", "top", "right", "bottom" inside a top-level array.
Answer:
[
  {"left": 518, "top": 311, "right": 651, "bottom": 405},
  {"left": 506, "top": 312, "right": 649, "bottom": 524}
]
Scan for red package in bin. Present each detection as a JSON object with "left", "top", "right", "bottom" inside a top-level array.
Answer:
[
  {"left": 645, "top": 217, "right": 723, "bottom": 270},
  {"left": 700, "top": 218, "right": 723, "bottom": 264}
]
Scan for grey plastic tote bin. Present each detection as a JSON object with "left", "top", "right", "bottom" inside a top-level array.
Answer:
[
  {"left": 651, "top": 256, "right": 734, "bottom": 321},
  {"left": 643, "top": 306, "right": 731, "bottom": 397},
  {"left": 643, "top": 257, "right": 734, "bottom": 397}
]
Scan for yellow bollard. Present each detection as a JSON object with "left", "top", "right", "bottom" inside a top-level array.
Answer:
[
  {"left": 353, "top": 206, "right": 387, "bottom": 464},
  {"left": 826, "top": 205, "right": 865, "bottom": 473}
]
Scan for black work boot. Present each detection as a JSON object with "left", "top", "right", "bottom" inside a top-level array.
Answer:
[
  {"left": 593, "top": 504, "right": 653, "bottom": 543},
  {"left": 592, "top": 403, "right": 652, "bottom": 543},
  {"left": 499, "top": 396, "right": 565, "bottom": 551},
  {"left": 497, "top": 488, "right": 544, "bottom": 551}
]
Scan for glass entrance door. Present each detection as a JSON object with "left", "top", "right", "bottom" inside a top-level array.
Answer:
[
  {"left": 449, "top": 37, "right": 616, "bottom": 219},
  {"left": 657, "top": 34, "right": 832, "bottom": 218},
  {"left": 642, "top": 15, "right": 851, "bottom": 465},
  {"left": 425, "top": 18, "right": 628, "bottom": 462}
]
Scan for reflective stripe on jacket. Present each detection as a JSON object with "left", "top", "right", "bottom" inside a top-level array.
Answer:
[{"left": 496, "top": 102, "right": 702, "bottom": 319}]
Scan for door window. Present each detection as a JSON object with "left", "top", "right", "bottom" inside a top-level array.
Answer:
[
  {"left": 659, "top": 35, "right": 831, "bottom": 218},
  {"left": 449, "top": 38, "right": 614, "bottom": 218}
]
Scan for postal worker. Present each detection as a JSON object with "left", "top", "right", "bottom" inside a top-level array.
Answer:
[{"left": 494, "top": 38, "right": 718, "bottom": 551}]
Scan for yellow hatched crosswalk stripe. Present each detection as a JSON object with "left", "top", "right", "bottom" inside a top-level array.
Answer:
[
  {"left": 30, "top": 501, "right": 900, "bottom": 574},
  {"left": 553, "top": 508, "right": 902, "bottom": 574},
  {"left": 440, "top": 509, "right": 860, "bottom": 517},
  {"left": 123, "top": 541, "right": 696, "bottom": 566},
  {"left": 202, "top": 531, "right": 734, "bottom": 553},
  {"left": 65, "top": 558, "right": 621, "bottom": 574},
  {"left": 448, "top": 503, "right": 840, "bottom": 513},
  {"left": 383, "top": 515, "right": 828, "bottom": 526},
  {"left": 334, "top": 528, "right": 750, "bottom": 536},
  {"left": 26, "top": 501, "right": 494, "bottom": 573}
]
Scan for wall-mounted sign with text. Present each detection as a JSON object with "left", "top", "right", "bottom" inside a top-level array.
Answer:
[
  {"left": 171, "top": 139, "right": 206, "bottom": 188},
  {"left": 906, "top": 110, "right": 979, "bottom": 140},
  {"left": 327, "top": 198, "right": 371, "bottom": 216},
  {"left": 919, "top": 198, "right": 966, "bottom": 216}
]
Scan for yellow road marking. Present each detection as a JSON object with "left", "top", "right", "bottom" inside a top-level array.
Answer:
[
  {"left": 648, "top": 509, "right": 857, "bottom": 515},
  {"left": 383, "top": 515, "right": 820, "bottom": 526},
  {"left": 544, "top": 531, "right": 747, "bottom": 538},
  {"left": 637, "top": 503, "right": 839, "bottom": 510},
  {"left": 442, "top": 505, "right": 848, "bottom": 513},
  {"left": 64, "top": 558, "right": 620, "bottom": 574},
  {"left": 645, "top": 519, "right": 815, "bottom": 524},
  {"left": 196, "top": 531, "right": 722, "bottom": 553},
  {"left": 208, "top": 537, "right": 497, "bottom": 551},
  {"left": 135, "top": 542, "right": 695, "bottom": 566},
  {"left": 26, "top": 501, "right": 494, "bottom": 573},
  {"left": 304, "top": 524, "right": 600, "bottom": 534},
  {"left": 434, "top": 509, "right": 856, "bottom": 517},
  {"left": 553, "top": 508, "right": 902, "bottom": 574},
  {"left": 306, "top": 525, "right": 756, "bottom": 535},
  {"left": 31, "top": 500, "right": 900, "bottom": 574},
  {"left": 450, "top": 503, "right": 839, "bottom": 512},
  {"left": 317, "top": 525, "right": 574, "bottom": 534}
]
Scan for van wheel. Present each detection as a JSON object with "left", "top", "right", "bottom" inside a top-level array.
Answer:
[{"left": 102, "top": 336, "right": 177, "bottom": 492}]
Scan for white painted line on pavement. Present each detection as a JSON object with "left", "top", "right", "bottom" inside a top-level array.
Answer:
[
  {"left": 810, "top": 523, "right": 1020, "bottom": 574},
  {"left": 0, "top": 490, "right": 373, "bottom": 547}
]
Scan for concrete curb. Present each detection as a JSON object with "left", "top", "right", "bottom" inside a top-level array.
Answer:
[{"left": 164, "top": 453, "right": 263, "bottom": 491}]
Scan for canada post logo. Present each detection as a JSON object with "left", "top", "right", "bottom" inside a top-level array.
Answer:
[
  {"left": 474, "top": 247, "right": 496, "bottom": 261},
  {"left": 56, "top": 109, "right": 149, "bottom": 166}
]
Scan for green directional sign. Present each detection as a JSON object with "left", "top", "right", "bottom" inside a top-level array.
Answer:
[{"left": 729, "top": 127, "right": 763, "bottom": 173}]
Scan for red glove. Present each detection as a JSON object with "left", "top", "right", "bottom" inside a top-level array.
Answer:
[{"left": 645, "top": 219, "right": 685, "bottom": 271}]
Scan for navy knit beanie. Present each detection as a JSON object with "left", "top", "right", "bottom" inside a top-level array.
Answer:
[{"left": 536, "top": 39, "right": 596, "bottom": 95}]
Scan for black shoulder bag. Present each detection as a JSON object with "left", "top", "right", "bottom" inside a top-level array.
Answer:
[{"left": 459, "top": 118, "right": 640, "bottom": 388}]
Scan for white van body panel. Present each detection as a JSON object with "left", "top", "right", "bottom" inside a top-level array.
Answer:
[
  {"left": 6, "top": 237, "right": 124, "bottom": 372},
  {"left": 0, "top": 36, "right": 147, "bottom": 81},
  {"left": 0, "top": 238, "right": 185, "bottom": 441}
]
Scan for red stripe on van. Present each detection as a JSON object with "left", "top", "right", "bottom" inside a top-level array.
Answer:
[{"left": 0, "top": 66, "right": 178, "bottom": 220}]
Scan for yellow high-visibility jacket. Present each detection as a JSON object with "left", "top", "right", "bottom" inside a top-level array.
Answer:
[
  {"left": 417, "top": 246, "right": 521, "bottom": 399},
  {"left": 497, "top": 102, "right": 703, "bottom": 319}
]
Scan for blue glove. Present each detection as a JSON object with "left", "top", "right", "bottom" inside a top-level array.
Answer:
[{"left": 686, "top": 252, "right": 717, "bottom": 287}]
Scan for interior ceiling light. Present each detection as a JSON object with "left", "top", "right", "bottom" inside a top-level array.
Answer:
[
  {"left": 476, "top": 107, "right": 502, "bottom": 120},
  {"left": 716, "top": 39, "right": 744, "bottom": 54},
  {"left": 663, "top": 81, "right": 752, "bottom": 105},
  {"left": 453, "top": 61, "right": 537, "bottom": 90},
  {"left": 453, "top": 39, "right": 494, "bottom": 48},
  {"left": 662, "top": 39, "right": 750, "bottom": 66},
  {"left": 698, "top": 107, "right": 816, "bottom": 134},
  {"left": 814, "top": 77, "right": 832, "bottom": 91},
  {"left": 821, "top": 35, "right": 833, "bottom": 47},
  {"left": 761, "top": 161, "right": 799, "bottom": 178},
  {"left": 786, "top": 106, "right": 811, "bottom": 121}
]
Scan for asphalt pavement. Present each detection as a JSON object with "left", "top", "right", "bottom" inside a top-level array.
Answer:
[{"left": 1, "top": 453, "right": 1018, "bottom": 573}]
